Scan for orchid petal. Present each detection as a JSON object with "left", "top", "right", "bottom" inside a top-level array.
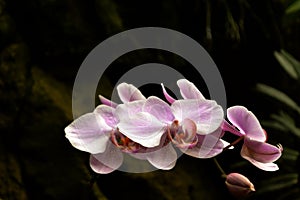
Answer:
[
  {"left": 90, "top": 156, "right": 115, "bottom": 174},
  {"left": 99, "top": 95, "right": 118, "bottom": 108},
  {"left": 183, "top": 140, "right": 225, "bottom": 158},
  {"left": 117, "top": 83, "right": 146, "bottom": 103},
  {"left": 177, "top": 79, "right": 205, "bottom": 100},
  {"left": 129, "top": 151, "right": 148, "bottom": 160},
  {"left": 90, "top": 141, "right": 123, "bottom": 174},
  {"left": 161, "top": 83, "right": 176, "bottom": 104},
  {"left": 117, "top": 112, "right": 166, "bottom": 148},
  {"left": 183, "top": 128, "right": 226, "bottom": 158},
  {"left": 65, "top": 113, "right": 111, "bottom": 154},
  {"left": 221, "top": 120, "right": 244, "bottom": 137},
  {"left": 241, "top": 138, "right": 282, "bottom": 163},
  {"left": 130, "top": 134, "right": 170, "bottom": 161},
  {"left": 227, "top": 106, "right": 266, "bottom": 142},
  {"left": 94, "top": 105, "right": 118, "bottom": 128},
  {"left": 146, "top": 143, "right": 177, "bottom": 170},
  {"left": 143, "top": 96, "right": 174, "bottom": 124},
  {"left": 115, "top": 100, "right": 144, "bottom": 122},
  {"left": 172, "top": 99, "right": 224, "bottom": 134},
  {"left": 241, "top": 155, "right": 279, "bottom": 171}
]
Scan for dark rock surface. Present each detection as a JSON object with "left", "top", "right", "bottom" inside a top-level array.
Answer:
[{"left": 0, "top": 0, "right": 299, "bottom": 199}]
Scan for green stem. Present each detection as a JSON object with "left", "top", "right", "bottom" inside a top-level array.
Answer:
[{"left": 213, "top": 158, "right": 227, "bottom": 178}]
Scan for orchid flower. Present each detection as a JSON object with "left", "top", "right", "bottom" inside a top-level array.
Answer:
[
  {"left": 66, "top": 82, "right": 180, "bottom": 172},
  {"left": 98, "top": 81, "right": 146, "bottom": 107},
  {"left": 105, "top": 79, "right": 225, "bottom": 168},
  {"left": 65, "top": 83, "right": 148, "bottom": 174},
  {"left": 161, "top": 79, "right": 227, "bottom": 158},
  {"left": 222, "top": 106, "right": 283, "bottom": 171},
  {"left": 115, "top": 95, "right": 178, "bottom": 170},
  {"left": 65, "top": 104, "right": 123, "bottom": 174}
]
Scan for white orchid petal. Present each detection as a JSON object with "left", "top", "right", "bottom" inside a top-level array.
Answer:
[
  {"left": 177, "top": 79, "right": 205, "bottom": 100},
  {"left": 117, "top": 83, "right": 146, "bottom": 103},
  {"left": 143, "top": 96, "right": 174, "bottom": 124},
  {"left": 146, "top": 143, "right": 177, "bottom": 170},
  {"left": 90, "top": 141, "right": 123, "bottom": 174},
  {"left": 65, "top": 113, "right": 110, "bottom": 154},
  {"left": 118, "top": 112, "right": 166, "bottom": 148},
  {"left": 172, "top": 99, "right": 224, "bottom": 134}
]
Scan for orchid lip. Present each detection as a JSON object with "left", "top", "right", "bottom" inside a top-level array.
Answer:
[
  {"left": 110, "top": 129, "right": 143, "bottom": 153},
  {"left": 173, "top": 137, "right": 198, "bottom": 149},
  {"left": 167, "top": 120, "right": 198, "bottom": 149}
]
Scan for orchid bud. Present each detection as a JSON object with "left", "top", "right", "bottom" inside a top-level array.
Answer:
[{"left": 225, "top": 173, "right": 255, "bottom": 198}]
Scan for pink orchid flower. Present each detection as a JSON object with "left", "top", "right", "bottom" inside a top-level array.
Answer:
[
  {"left": 104, "top": 84, "right": 178, "bottom": 169},
  {"left": 65, "top": 79, "right": 225, "bottom": 173},
  {"left": 117, "top": 95, "right": 225, "bottom": 168},
  {"left": 107, "top": 79, "right": 225, "bottom": 168},
  {"left": 116, "top": 89, "right": 224, "bottom": 167},
  {"left": 66, "top": 83, "right": 180, "bottom": 172},
  {"left": 65, "top": 83, "right": 150, "bottom": 174},
  {"left": 223, "top": 106, "right": 283, "bottom": 171},
  {"left": 115, "top": 95, "right": 178, "bottom": 170},
  {"left": 161, "top": 79, "right": 227, "bottom": 158}
]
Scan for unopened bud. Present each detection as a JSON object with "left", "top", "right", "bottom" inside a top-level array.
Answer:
[{"left": 225, "top": 173, "right": 255, "bottom": 198}]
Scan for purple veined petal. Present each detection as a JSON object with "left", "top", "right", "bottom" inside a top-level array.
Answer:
[
  {"left": 129, "top": 133, "right": 169, "bottom": 161},
  {"left": 227, "top": 106, "right": 266, "bottom": 142},
  {"left": 182, "top": 141, "right": 226, "bottom": 158},
  {"left": 183, "top": 144, "right": 222, "bottom": 159},
  {"left": 161, "top": 83, "right": 176, "bottom": 104},
  {"left": 171, "top": 99, "right": 224, "bottom": 135},
  {"left": 117, "top": 83, "right": 146, "bottom": 103},
  {"left": 117, "top": 112, "right": 166, "bottom": 148},
  {"left": 241, "top": 154, "right": 279, "bottom": 171},
  {"left": 241, "top": 138, "right": 282, "bottom": 163},
  {"left": 94, "top": 105, "right": 118, "bottom": 128},
  {"left": 146, "top": 142, "right": 177, "bottom": 170},
  {"left": 143, "top": 96, "right": 175, "bottom": 124},
  {"left": 115, "top": 100, "right": 145, "bottom": 122},
  {"left": 98, "top": 95, "right": 118, "bottom": 108},
  {"left": 90, "top": 141, "right": 123, "bottom": 174},
  {"left": 90, "top": 156, "right": 115, "bottom": 174},
  {"left": 182, "top": 128, "right": 227, "bottom": 158},
  {"left": 221, "top": 120, "right": 245, "bottom": 137},
  {"left": 177, "top": 79, "right": 205, "bottom": 100},
  {"left": 65, "top": 113, "right": 111, "bottom": 154},
  {"left": 128, "top": 151, "right": 148, "bottom": 160},
  {"left": 128, "top": 134, "right": 177, "bottom": 169}
]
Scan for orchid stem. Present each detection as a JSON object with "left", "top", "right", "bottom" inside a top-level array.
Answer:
[
  {"left": 213, "top": 158, "right": 227, "bottom": 178},
  {"left": 223, "top": 136, "right": 244, "bottom": 151}
]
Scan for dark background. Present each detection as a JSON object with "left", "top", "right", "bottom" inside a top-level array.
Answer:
[{"left": 0, "top": 0, "right": 299, "bottom": 199}]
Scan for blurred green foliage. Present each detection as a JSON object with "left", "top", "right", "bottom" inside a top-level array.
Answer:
[
  {"left": 286, "top": 0, "right": 300, "bottom": 14},
  {"left": 255, "top": 50, "right": 300, "bottom": 199}
]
